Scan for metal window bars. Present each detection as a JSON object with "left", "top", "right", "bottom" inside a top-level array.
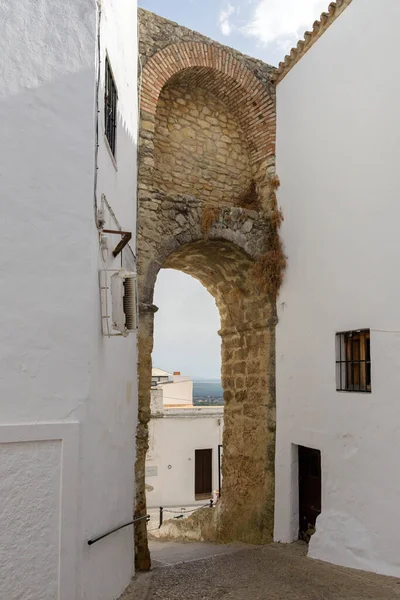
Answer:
[
  {"left": 336, "top": 329, "right": 371, "bottom": 393},
  {"left": 105, "top": 56, "right": 117, "bottom": 156}
]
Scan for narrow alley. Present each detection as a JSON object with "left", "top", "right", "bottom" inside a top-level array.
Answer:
[
  {"left": 122, "top": 541, "right": 400, "bottom": 600},
  {"left": 4, "top": 2, "right": 400, "bottom": 599}
]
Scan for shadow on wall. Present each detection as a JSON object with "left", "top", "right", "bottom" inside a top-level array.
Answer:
[{"left": 0, "top": 66, "right": 138, "bottom": 600}]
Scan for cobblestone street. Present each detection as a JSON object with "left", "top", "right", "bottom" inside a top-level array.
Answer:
[{"left": 122, "top": 541, "right": 400, "bottom": 600}]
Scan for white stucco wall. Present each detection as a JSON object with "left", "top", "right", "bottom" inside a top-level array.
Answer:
[
  {"left": 146, "top": 409, "right": 224, "bottom": 507},
  {"left": 151, "top": 388, "right": 164, "bottom": 415},
  {"left": 80, "top": 1, "right": 138, "bottom": 599},
  {"left": 275, "top": 0, "right": 400, "bottom": 577},
  {"left": 162, "top": 379, "right": 193, "bottom": 405},
  {"left": 1, "top": 440, "right": 61, "bottom": 600},
  {"left": 172, "top": 374, "right": 191, "bottom": 383},
  {"left": 0, "top": 2, "right": 95, "bottom": 599},
  {"left": 0, "top": 1, "right": 138, "bottom": 599}
]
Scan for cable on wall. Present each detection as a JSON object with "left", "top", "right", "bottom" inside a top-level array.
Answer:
[
  {"left": 94, "top": 0, "right": 102, "bottom": 229},
  {"left": 99, "top": 245, "right": 111, "bottom": 338},
  {"left": 371, "top": 329, "right": 400, "bottom": 334}
]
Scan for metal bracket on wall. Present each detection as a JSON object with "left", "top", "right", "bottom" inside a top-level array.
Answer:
[{"left": 102, "top": 229, "right": 132, "bottom": 257}]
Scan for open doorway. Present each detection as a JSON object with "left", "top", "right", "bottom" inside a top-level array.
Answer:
[
  {"left": 195, "top": 449, "right": 213, "bottom": 500},
  {"left": 298, "top": 446, "right": 321, "bottom": 542}
]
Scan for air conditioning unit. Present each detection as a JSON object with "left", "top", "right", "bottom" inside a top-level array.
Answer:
[{"left": 100, "top": 269, "right": 138, "bottom": 337}]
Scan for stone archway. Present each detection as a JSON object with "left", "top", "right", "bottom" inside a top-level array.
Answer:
[{"left": 135, "top": 10, "right": 281, "bottom": 570}]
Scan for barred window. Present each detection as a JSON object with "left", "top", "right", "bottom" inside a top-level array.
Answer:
[
  {"left": 336, "top": 329, "right": 371, "bottom": 393},
  {"left": 105, "top": 56, "right": 117, "bottom": 157}
]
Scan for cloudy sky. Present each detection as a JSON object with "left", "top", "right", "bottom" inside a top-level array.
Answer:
[
  {"left": 153, "top": 271, "right": 221, "bottom": 379},
  {"left": 138, "top": 0, "right": 330, "bottom": 65},
  {"left": 141, "top": 0, "right": 329, "bottom": 379}
]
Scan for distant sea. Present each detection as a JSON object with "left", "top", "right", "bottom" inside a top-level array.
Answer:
[{"left": 193, "top": 379, "right": 224, "bottom": 406}]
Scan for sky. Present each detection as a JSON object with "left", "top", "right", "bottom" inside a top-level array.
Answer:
[
  {"left": 138, "top": 0, "right": 331, "bottom": 65},
  {"left": 144, "top": 0, "right": 330, "bottom": 379},
  {"left": 152, "top": 270, "right": 221, "bottom": 380}
]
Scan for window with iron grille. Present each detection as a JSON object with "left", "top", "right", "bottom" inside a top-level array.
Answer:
[
  {"left": 336, "top": 329, "right": 371, "bottom": 393},
  {"left": 105, "top": 56, "right": 117, "bottom": 157}
]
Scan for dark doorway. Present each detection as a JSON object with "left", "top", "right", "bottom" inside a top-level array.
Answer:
[
  {"left": 195, "top": 449, "right": 212, "bottom": 500},
  {"left": 218, "top": 444, "right": 223, "bottom": 497},
  {"left": 298, "top": 446, "right": 321, "bottom": 542}
]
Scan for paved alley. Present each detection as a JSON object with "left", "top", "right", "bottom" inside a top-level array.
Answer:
[{"left": 121, "top": 541, "right": 400, "bottom": 600}]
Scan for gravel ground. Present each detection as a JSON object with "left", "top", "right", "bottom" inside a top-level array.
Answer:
[{"left": 122, "top": 542, "right": 400, "bottom": 600}]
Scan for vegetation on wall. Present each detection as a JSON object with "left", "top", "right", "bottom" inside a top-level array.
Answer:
[
  {"left": 236, "top": 180, "right": 260, "bottom": 210},
  {"left": 199, "top": 173, "right": 287, "bottom": 298},
  {"left": 200, "top": 206, "right": 221, "bottom": 236},
  {"left": 227, "top": 286, "right": 246, "bottom": 305},
  {"left": 251, "top": 174, "right": 287, "bottom": 298}
]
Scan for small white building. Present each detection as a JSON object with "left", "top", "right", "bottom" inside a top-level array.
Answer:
[
  {"left": 146, "top": 370, "right": 224, "bottom": 508},
  {"left": 152, "top": 369, "right": 194, "bottom": 407},
  {"left": 275, "top": 0, "right": 400, "bottom": 578},
  {"left": 152, "top": 367, "right": 171, "bottom": 385}
]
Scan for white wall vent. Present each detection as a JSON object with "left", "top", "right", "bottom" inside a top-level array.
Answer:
[{"left": 100, "top": 269, "right": 138, "bottom": 337}]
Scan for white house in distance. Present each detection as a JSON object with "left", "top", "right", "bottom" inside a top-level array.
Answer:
[
  {"left": 151, "top": 367, "right": 171, "bottom": 385},
  {"left": 0, "top": 2, "right": 138, "bottom": 600},
  {"left": 274, "top": 0, "right": 400, "bottom": 578},
  {"left": 152, "top": 368, "right": 194, "bottom": 407},
  {"left": 146, "top": 369, "right": 224, "bottom": 508}
]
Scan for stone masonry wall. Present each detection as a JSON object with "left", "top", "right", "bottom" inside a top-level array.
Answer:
[
  {"left": 138, "top": 9, "right": 276, "bottom": 165},
  {"left": 154, "top": 84, "right": 252, "bottom": 206},
  {"left": 135, "top": 9, "right": 278, "bottom": 570}
]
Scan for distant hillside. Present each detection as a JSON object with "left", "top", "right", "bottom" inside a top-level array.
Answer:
[{"left": 193, "top": 379, "right": 224, "bottom": 406}]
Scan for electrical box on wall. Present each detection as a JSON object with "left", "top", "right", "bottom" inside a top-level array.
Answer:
[{"left": 100, "top": 269, "right": 138, "bottom": 337}]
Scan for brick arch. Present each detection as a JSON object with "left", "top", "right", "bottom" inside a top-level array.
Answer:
[{"left": 141, "top": 42, "right": 275, "bottom": 164}]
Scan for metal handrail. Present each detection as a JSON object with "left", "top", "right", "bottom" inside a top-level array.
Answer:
[
  {"left": 87, "top": 514, "right": 150, "bottom": 546},
  {"left": 158, "top": 500, "right": 214, "bottom": 528}
]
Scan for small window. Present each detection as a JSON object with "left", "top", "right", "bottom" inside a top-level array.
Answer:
[
  {"left": 104, "top": 56, "right": 117, "bottom": 156},
  {"left": 336, "top": 329, "right": 371, "bottom": 393}
]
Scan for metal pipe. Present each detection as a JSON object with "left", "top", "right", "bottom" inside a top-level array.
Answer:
[{"left": 87, "top": 514, "right": 149, "bottom": 546}]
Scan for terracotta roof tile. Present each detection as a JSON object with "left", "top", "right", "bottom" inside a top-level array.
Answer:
[{"left": 273, "top": 0, "right": 353, "bottom": 84}]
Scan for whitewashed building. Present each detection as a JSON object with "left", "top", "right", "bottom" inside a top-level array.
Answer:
[
  {"left": 275, "top": 0, "right": 400, "bottom": 578},
  {"left": 4, "top": 0, "right": 400, "bottom": 592},
  {"left": 146, "top": 370, "right": 224, "bottom": 508},
  {"left": 151, "top": 369, "right": 194, "bottom": 406},
  {"left": 0, "top": 2, "right": 138, "bottom": 600}
]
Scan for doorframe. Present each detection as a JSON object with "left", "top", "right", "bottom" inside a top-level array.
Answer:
[
  {"left": 218, "top": 444, "right": 223, "bottom": 497},
  {"left": 292, "top": 442, "right": 324, "bottom": 541},
  {"left": 289, "top": 443, "right": 300, "bottom": 541}
]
